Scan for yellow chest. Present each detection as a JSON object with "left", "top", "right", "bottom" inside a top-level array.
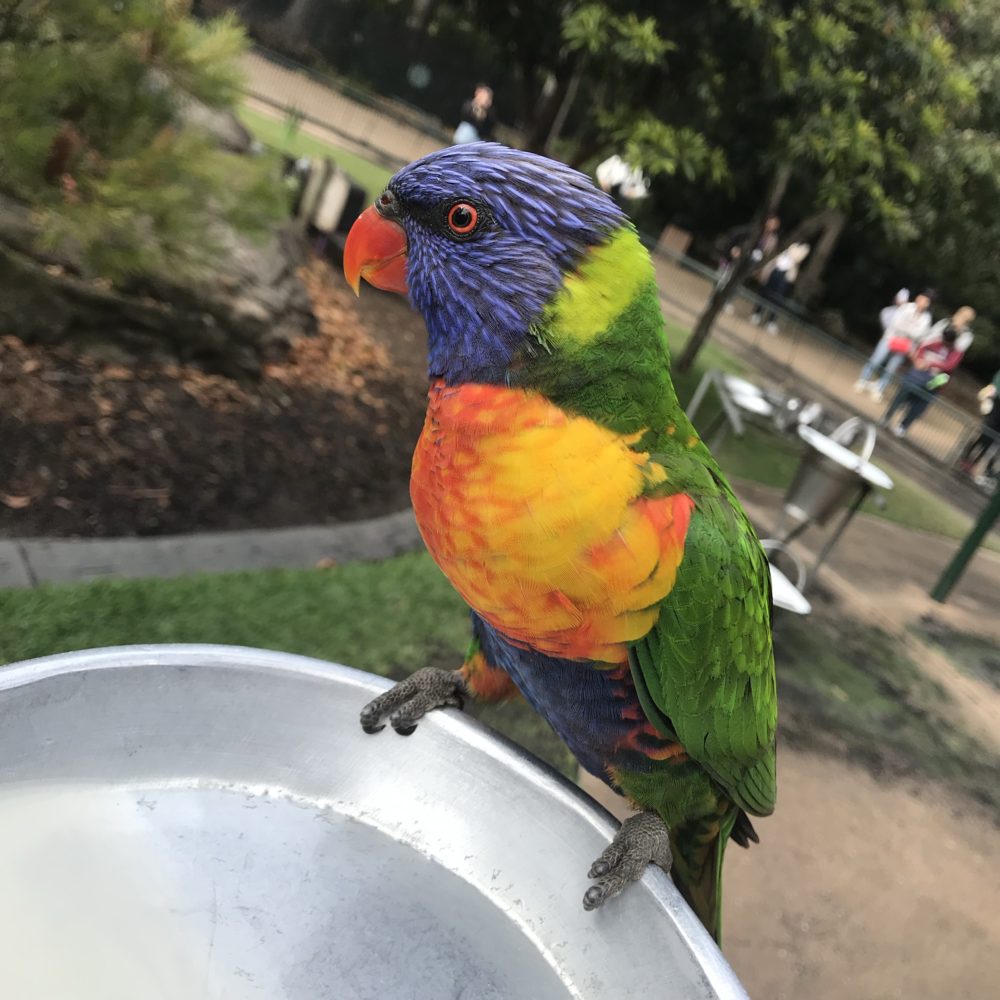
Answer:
[{"left": 410, "top": 382, "right": 694, "bottom": 664}]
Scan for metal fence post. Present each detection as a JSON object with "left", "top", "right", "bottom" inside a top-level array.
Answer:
[{"left": 930, "top": 488, "right": 1000, "bottom": 602}]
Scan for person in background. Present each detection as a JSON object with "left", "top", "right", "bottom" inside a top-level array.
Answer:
[
  {"left": 715, "top": 215, "right": 780, "bottom": 304},
  {"left": 454, "top": 84, "right": 495, "bottom": 144},
  {"left": 750, "top": 241, "right": 810, "bottom": 332},
  {"left": 879, "top": 288, "right": 910, "bottom": 336},
  {"left": 921, "top": 305, "right": 976, "bottom": 356},
  {"left": 595, "top": 154, "right": 650, "bottom": 207},
  {"left": 856, "top": 290, "right": 933, "bottom": 401},
  {"left": 957, "top": 369, "right": 1000, "bottom": 482},
  {"left": 880, "top": 322, "right": 963, "bottom": 438}
]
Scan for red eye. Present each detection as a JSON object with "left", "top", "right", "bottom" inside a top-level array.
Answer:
[{"left": 447, "top": 202, "right": 478, "bottom": 235}]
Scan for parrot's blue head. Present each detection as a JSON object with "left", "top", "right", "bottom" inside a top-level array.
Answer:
[{"left": 343, "top": 142, "right": 626, "bottom": 385}]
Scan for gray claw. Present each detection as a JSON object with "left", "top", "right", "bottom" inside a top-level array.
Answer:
[
  {"left": 583, "top": 812, "right": 672, "bottom": 911},
  {"left": 359, "top": 668, "right": 467, "bottom": 736}
]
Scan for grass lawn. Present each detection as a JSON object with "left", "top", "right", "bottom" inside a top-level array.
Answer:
[
  {"left": 0, "top": 553, "right": 464, "bottom": 670},
  {"left": 238, "top": 104, "right": 393, "bottom": 200}
]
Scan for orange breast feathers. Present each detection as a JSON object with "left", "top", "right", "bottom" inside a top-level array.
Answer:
[{"left": 410, "top": 382, "right": 695, "bottom": 664}]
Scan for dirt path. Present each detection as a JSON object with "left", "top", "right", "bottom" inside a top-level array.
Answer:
[
  {"left": 725, "top": 746, "right": 1000, "bottom": 1000},
  {"left": 583, "top": 746, "right": 1000, "bottom": 1000},
  {"left": 733, "top": 479, "right": 1000, "bottom": 756}
]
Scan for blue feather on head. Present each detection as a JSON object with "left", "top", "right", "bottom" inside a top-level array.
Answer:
[{"left": 383, "top": 142, "right": 626, "bottom": 385}]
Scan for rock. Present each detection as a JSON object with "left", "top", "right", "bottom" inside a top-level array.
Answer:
[{"left": 0, "top": 215, "right": 317, "bottom": 377}]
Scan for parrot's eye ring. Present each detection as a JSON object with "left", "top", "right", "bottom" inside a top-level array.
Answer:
[{"left": 446, "top": 202, "right": 479, "bottom": 236}]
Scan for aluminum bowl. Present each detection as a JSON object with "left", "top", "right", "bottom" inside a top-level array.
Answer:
[{"left": 0, "top": 644, "right": 748, "bottom": 999}]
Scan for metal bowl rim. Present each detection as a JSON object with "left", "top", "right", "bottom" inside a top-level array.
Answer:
[{"left": 0, "top": 642, "right": 749, "bottom": 999}]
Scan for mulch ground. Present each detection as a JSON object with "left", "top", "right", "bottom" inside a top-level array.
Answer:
[{"left": 0, "top": 261, "right": 430, "bottom": 538}]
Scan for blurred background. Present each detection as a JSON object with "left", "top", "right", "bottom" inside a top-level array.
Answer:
[{"left": 2, "top": 2, "right": 999, "bottom": 997}]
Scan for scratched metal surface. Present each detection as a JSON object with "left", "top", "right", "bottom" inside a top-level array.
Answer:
[{"left": 0, "top": 645, "right": 749, "bottom": 1000}]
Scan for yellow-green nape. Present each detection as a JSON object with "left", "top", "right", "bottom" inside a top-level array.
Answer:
[{"left": 542, "top": 225, "right": 655, "bottom": 345}]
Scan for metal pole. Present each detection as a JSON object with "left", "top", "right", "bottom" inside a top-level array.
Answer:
[
  {"left": 930, "top": 487, "right": 1000, "bottom": 603},
  {"left": 808, "top": 482, "right": 871, "bottom": 586},
  {"left": 685, "top": 371, "right": 714, "bottom": 422}
]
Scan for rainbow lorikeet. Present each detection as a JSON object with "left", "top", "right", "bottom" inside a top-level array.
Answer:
[{"left": 343, "top": 143, "right": 776, "bottom": 943}]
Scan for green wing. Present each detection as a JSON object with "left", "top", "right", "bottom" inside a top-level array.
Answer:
[{"left": 630, "top": 485, "right": 777, "bottom": 817}]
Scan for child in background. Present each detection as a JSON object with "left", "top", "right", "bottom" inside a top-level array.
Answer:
[{"left": 880, "top": 323, "right": 962, "bottom": 438}]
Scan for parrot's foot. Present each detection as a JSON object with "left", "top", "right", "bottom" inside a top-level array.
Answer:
[
  {"left": 583, "top": 811, "right": 672, "bottom": 911},
  {"left": 359, "top": 668, "right": 468, "bottom": 736}
]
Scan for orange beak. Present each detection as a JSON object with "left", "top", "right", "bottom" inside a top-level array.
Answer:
[{"left": 343, "top": 205, "right": 408, "bottom": 296}]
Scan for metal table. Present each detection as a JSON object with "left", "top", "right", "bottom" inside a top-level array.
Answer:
[
  {"left": 0, "top": 645, "right": 749, "bottom": 1000},
  {"left": 780, "top": 423, "right": 894, "bottom": 583}
]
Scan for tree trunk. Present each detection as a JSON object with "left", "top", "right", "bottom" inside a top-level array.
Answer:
[
  {"left": 523, "top": 72, "right": 566, "bottom": 153},
  {"left": 791, "top": 208, "right": 846, "bottom": 304},
  {"left": 674, "top": 250, "right": 757, "bottom": 374},
  {"left": 676, "top": 163, "right": 792, "bottom": 373},
  {"left": 543, "top": 61, "right": 583, "bottom": 155},
  {"left": 279, "top": 0, "right": 325, "bottom": 43}
]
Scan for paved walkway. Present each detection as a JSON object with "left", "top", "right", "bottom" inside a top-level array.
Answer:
[
  {"left": 240, "top": 52, "right": 445, "bottom": 168},
  {"left": 0, "top": 511, "right": 420, "bottom": 589}
]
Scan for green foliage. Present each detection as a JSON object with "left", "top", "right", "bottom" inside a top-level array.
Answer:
[
  {"left": 817, "top": 0, "right": 1000, "bottom": 374},
  {"left": 0, "top": 0, "right": 283, "bottom": 281},
  {"left": 560, "top": 3, "right": 724, "bottom": 182},
  {"left": 563, "top": 4, "right": 671, "bottom": 64},
  {"left": 605, "top": 114, "right": 727, "bottom": 185},
  {"left": 886, "top": 0, "right": 1000, "bottom": 367}
]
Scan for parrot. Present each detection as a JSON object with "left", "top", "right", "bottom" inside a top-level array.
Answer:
[{"left": 342, "top": 142, "right": 776, "bottom": 943}]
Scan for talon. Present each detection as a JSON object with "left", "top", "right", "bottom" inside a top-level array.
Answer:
[
  {"left": 582, "top": 811, "right": 672, "bottom": 913},
  {"left": 357, "top": 668, "right": 467, "bottom": 736}
]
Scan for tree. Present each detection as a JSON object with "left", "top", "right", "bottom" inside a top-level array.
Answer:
[
  {"left": 880, "top": 0, "right": 1000, "bottom": 371},
  {"left": 0, "top": 0, "right": 283, "bottom": 282},
  {"left": 673, "top": 0, "right": 973, "bottom": 371},
  {"left": 556, "top": 2, "right": 726, "bottom": 184}
]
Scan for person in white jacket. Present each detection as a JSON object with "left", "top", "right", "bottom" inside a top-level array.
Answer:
[
  {"left": 878, "top": 288, "right": 910, "bottom": 335},
  {"left": 856, "top": 290, "right": 933, "bottom": 401}
]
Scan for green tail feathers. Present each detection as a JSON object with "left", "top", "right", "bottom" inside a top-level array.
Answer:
[{"left": 669, "top": 806, "right": 756, "bottom": 945}]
